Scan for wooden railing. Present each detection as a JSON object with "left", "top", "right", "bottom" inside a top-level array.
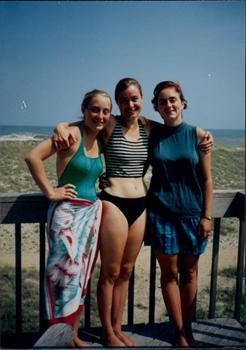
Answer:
[{"left": 0, "top": 190, "right": 245, "bottom": 335}]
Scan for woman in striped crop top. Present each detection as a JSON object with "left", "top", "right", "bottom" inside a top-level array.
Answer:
[
  {"left": 53, "top": 78, "right": 214, "bottom": 347},
  {"left": 24, "top": 90, "right": 112, "bottom": 347},
  {"left": 97, "top": 79, "right": 150, "bottom": 347}
]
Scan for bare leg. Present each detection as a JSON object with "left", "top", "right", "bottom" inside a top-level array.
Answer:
[
  {"left": 180, "top": 254, "right": 200, "bottom": 346},
  {"left": 69, "top": 311, "right": 89, "bottom": 348},
  {"left": 111, "top": 211, "right": 146, "bottom": 347},
  {"left": 97, "top": 201, "right": 128, "bottom": 347},
  {"left": 155, "top": 252, "right": 189, "bottom": 347}
]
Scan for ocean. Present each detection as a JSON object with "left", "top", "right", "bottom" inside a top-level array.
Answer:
[{"left": 0, "top": 124, "right": 245, "bottom": 147}]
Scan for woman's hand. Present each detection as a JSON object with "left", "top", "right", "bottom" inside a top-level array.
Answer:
[
  {"left": 47, "top": 184, "right": 78, "bottom": 201},
  {"left": 199, "top": 131, "right": 214, "bottom": 153},
  {"left": 199, "top": 218, "right": 212, "bottom": 240},
  {"left": 53, "top": 123, "right": 78, "bottom": 151},
  {"left": 99, "top": 173, "right": 111, "bottom": 190}
]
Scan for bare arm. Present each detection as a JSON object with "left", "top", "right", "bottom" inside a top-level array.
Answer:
[
  {"left": 53, "top": 115, "right": 116, "bottom": 150},
  {"left": 24, "top": 138, "right": 77, "bottom": 200},
  {"left": 138, "top": 116, "right": 161, "bottom": 137},
  {"left": 53, "top": 121, "right": 79, "bottom": 150},
  {"left": 198, "top": 129, "right": 214, "bottom": 153},
  {"left": 197, "top": 128, "right": 213, "bottom": 239}
]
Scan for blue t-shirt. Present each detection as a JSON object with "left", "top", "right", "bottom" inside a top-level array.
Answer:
[{"left": 148, "top": 122, "right": 203, "bottom": 219}]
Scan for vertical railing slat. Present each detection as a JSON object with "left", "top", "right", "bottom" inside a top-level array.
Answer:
[
  {"left": 148, "top": 248, "right": 156, "bottom": 323},
  {"left": 84, "top": 280, "right": 91, "bottom": 328},
  {"left": 15, "top": 223, "right": 22, "bottom": 333},
  {"left": 234, "top": 219, "right": 245, "bottom": 321},
  {"left": 39, "top": 222, "right": 46, "bottom": 331},
  {"left": 128, "top": 267, "right": 135, "bottom": 325},
  {"left": 209, "top": 218, "right": 221, "bottom": 318}
]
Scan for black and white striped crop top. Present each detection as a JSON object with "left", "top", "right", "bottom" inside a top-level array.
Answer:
[{"left": 104, "top": 116, "right": 149, "bottom": 178}]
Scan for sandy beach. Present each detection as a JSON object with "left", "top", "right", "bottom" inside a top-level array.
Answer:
[{"left": 0, "top": 140, "right": 245, "bottom": 328}]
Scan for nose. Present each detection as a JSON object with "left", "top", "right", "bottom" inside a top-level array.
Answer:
[
  {"left": 127, "top": 100, "right": 134, "bottom": 109},
  {"left": 99, "top": 110, "right": 104, "bottom": 118},
  {"left": 94, "top": 109, "right": 105, "bottom": 120},
  {"left": 166, "top": 99, "right": 172, "bottom": 107}
]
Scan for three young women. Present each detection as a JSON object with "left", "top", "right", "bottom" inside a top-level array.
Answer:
[{"left": 53, "top": 78, "right": 213, "bottom": 347}]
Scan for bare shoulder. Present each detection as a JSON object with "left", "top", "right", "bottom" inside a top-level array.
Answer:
[
  {"left": 58, "top": 125, "right": 81, "bottom": 154},
  {"left": 138, "top": 116, "right": 149, "bottom": 126},
  {"left": 102, "top": 114, "right": 116, "bottom": 144},
  {"left": 196, "top": 127, "right": 206, "bottom": 143},
  {"left": 138, "top": 116, "right": 153, "bottom": 135},
  {"left": 68, "top": 124, "right": 81, "bottom": 136}
]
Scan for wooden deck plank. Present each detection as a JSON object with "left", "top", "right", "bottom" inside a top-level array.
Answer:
[
  {"left": 76, "top": 318, "right": 245, "bottom": 348},
  {"left": 192, "top": 318, "right": 246, "bottom": 347},
  {"left": 1, "top": 318, "right": 245, "bottom": 348}
]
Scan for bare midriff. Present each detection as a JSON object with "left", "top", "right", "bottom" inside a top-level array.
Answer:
[{"left": 104, "top": 177, "right": 147, "bottom": 198}]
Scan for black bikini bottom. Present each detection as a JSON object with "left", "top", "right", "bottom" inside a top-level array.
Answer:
[{"left": 99, "top": 191, "right": 147, "bottom": 226}]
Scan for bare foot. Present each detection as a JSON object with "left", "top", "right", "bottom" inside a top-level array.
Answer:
[
  {"left": 114, "top": 330, "right": 135, "bottom": 347},
  {"left": 102, "top": 333, "right": 125, "bottom": 347},
  {"left": 184, "top": 324, "right": 196, "bottom": 346},
  {"left": 174, "top": 329, "right": 189, "bottom": 347},
  {"left": 69, "top": 336, "right": 89, "bottom": 348},
  {"left": 176, "top": 335, "right": 189, "bottom": 347}
]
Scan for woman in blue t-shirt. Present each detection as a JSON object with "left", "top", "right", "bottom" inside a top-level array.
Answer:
[{"left": 147, "top": 81, "right": 213, "bottom": 347}]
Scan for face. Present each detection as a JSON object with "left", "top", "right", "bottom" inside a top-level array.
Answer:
[
  {"left": 157, "top": 87, "right": 184, "bottom": 126},
  {"left": 117, "top": 84, "right": 142, "bottom": 120},
  {"left": 82, "top": 94, "right": 111, "bottom": 132}
]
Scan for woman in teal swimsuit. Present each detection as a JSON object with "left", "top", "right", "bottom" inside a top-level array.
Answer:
[{"left": 24, "top": 89, "right": 112, "bottom": 347}]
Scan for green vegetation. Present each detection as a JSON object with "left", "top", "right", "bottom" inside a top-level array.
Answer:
[
  {"left": 0, "top": 141, "right": 56, "bottom": 193},
  {"left": 196, "top": 266, "right": 245, "bottom": 328},
  {"left": 0, "top": 141, "right": 245, "bottom": 193},
  {"left": 212, "top": 147, "right": 245, "bottom": 189},
  {"left": 0, "top": 264, "right": 101, "bottom": 333},
  {"left": 0, "top": 266, "right": 39, "bottom": 333}
]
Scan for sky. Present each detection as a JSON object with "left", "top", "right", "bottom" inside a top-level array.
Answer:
[{"left": 0, "top": 0, "right": 245, "bottom": 129}]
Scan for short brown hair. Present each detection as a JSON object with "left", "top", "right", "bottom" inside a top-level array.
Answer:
[
  {"left": 114, "top": 78, "right": 143, "bottom": 103},
  {"left": 151, "top": 81, "right": 187, "bottom": 111}
]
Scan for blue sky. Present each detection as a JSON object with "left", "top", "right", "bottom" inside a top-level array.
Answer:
[{"left": 0, "top": 1, "right": 245, "bottom": 129}]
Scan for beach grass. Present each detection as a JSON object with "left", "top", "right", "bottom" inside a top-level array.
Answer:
[{"left": 0, "top": 140, "right": 245, "bottom": 193}]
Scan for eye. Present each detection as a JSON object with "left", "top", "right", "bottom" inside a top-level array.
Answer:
[
  {"left": 158, "top": 98, "right": 166, "bottom": 105},
  {"left": 103, "top": 109, "right": 110, "bottom": 116},
  {"left": 89, "top": 106, "right": 99, "bottom": 113}
]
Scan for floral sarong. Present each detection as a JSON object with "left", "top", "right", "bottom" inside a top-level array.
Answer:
[{"left": 44, "top": 198, "right": 102, "bottom": 324}]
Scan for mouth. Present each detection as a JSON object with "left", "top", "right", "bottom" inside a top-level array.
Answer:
[
  {"left": 125, "top": 109, "right": 138, "bottom": 116},
  {"left": 166, "top": 109, "right": 175, "bottom": 115},
  {"left": 94, "top": 120, "right": 105, "bottom": 127}
]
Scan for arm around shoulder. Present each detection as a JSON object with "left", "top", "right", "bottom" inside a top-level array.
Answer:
[
  {"left": 199, "top": 139, "right": 213, "bottom": 234},
  {"left": 197, "top": 127, "right": 214, "bottom": 153},
  {"left": 53, "top": 121, "right": 81, "bottom": 150}
]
